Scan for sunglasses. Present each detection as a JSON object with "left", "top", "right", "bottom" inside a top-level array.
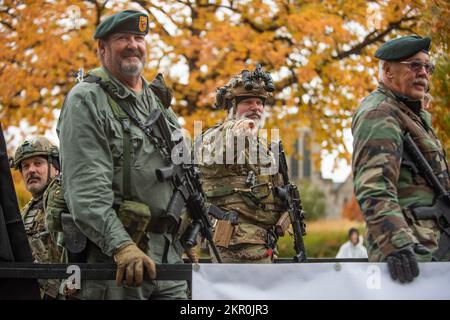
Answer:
[{"left": 399, "top": 60, "right": 435, "bottom": 75}]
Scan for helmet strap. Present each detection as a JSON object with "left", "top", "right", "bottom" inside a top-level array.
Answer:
[
  {"left": 227, "top": 106, "right": 235, "bottom": 120},
  {"left": 229, "top": 99, "right": 238, "bottom": 118},
  {"left": 46, "top": 156, "right": 53, "bottom": 188}
]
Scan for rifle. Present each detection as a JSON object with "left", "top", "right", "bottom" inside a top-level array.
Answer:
[
  {"left": 272, "top": 140, "right": 307, "bottom": 262},
  {"left": 0, "top": 123, "right": 41, "bottom": 299},
  {"left": 144, "top": 108, "right": 227, "bottom": 263},
  {"left": 85, "top": 74, "right": 231, "bottom": 263},
  {"left": 403, "top": 132, "right": 450, "bottom": 261}
]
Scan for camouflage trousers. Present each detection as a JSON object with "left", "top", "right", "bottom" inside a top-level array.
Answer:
[
  {"left": 212, "top": 244, "right": 273, "bottom": 263},
  {"left": 39, "top": 278, "right": 62, "bottom": 299},
  {"left": 69, "top": 233, "right": 188, "bottom": 300}
]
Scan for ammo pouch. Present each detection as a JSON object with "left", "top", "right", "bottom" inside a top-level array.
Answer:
[
  {"left": 116, "top": 200, "right": 152, "bottom": 252},
  {"left": 213, "top": 220, "right": 235, "bottom": 248},
  {"left": 61, "top": 213, "right": 87, "bottom": 262},
  {"left": 43, "top": 176, "right": 68, "bottom": 232},
  {"left": 205, "top": 183, "right": 272, "bottom": 210},
  {"left": 208, "top": 205, "right": 239, "bottom": 248},
  {"left": 44, "top": 176, "right": 88, "bottom": 262},
  {"left": 275, "top": 211, "right": 290, "bottom": 237}
]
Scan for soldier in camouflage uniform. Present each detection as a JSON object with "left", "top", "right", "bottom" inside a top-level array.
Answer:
[
  {"left": 352, "top": 35, "right": 450, "bottom": 283},
  {"left": 196, "top": 66, "right": 288, "bottom": 263},
  {"left": 11, "top": 137, "right": 62, "bottom": 299}
]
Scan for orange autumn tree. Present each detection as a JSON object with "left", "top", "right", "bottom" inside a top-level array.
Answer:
[
  {"left": 0, "top": 0, "right": 101, "bottom": 135},
  {"left": 11, "top": 168, "right": 29, "bottom": 208},
  {"left": 341, "top": 194, "right": 363, "bottom": 222},
  {"left": 1, "top": 0, "right": 449, "bottom": 163},
  {"left": 419, "top": 1, "right": 450, "bottom": 154}
]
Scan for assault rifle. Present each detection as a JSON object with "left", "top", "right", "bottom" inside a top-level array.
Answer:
[
  {"left": 404, "top": 133, "right": 450, "bottom": 261},
  {"left": 144, "top": 108, "right": 237, "bottom": 263},
  {"left": 273, "top": 141, "right": 307, "bottom": 262}
]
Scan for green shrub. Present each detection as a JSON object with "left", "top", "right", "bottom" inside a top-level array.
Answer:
[
  {"left": 297, "top": 180, "right": 326, "bottom": 221},
  {"left": 277, "top": 224, "right": 366, "bottom": 258}
]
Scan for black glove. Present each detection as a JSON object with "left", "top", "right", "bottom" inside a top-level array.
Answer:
[{"left": 386, "top": 244, "right": 430, "bottom": 283}]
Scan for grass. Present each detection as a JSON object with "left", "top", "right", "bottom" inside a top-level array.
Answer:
[
  {"left": 197, "top": 218, "right": 366, "bottom": 259},
  {"left": 277, "top": 218, "right": 366, "bottom": 258}
]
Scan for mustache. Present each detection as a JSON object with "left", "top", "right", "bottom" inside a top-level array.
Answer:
[
  {"left": 27, "top": 174, "right": 41, "bottom": 183},
  {"left": 244, "top": 112, "right": 261, "bottom": 119},
  {"left": 121, "top": 49, "right": 143, "bottom": 59},
  {"left": 413, "top": 78, "right": 428, "bottom": 88}
]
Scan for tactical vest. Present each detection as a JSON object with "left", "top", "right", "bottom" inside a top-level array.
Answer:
[
  {"left": 198, "top": 119, "right": 285, "bottom": 248},
  {"left": 22, "top": 196, "right": 62, "bottom": 298}
]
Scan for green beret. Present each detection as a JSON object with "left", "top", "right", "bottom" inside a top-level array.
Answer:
[
  {"left": 94, "top": 10, "right": 149, "bottom": 40},
  {"left": 375, "top": 35, "right": 431, "bottom": 61}
]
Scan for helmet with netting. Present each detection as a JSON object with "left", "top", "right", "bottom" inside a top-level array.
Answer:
[
  {"left": 214, "top": 64, "right": 275, "bottom": 110},
  {"left": 12, "top": 136, "right": 59, "bottom": 170}
]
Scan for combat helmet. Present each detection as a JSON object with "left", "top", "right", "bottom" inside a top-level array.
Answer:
[
  {"left": 12, "top": 136, "right": 59, "bottom": 170},
  {"left": 214, "top": 64, "right": 275, "bottom": 110}
]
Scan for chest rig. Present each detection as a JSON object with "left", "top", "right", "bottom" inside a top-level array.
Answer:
[
  {"left": 82, "top": 69, "right": 183, "bottom": 252},
  {"left": 197, "top": 119, "right": 285, "bottom": 254},
  {"left": 83, "top": 68, "right": 179, "bottom": 203}
]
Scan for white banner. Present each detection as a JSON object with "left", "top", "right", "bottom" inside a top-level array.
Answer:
[{"left": 192, "top": 262, "right": 450, "bottom": 300}]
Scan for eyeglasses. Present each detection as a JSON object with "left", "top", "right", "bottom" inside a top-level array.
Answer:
[{"left": 399, "top": 61, "right": 435, "bottom": 75}]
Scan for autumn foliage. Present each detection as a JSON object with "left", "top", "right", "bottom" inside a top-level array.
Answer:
[
  {"left": 341, "top": 194, "right": 363, "bottom": 222},
  {"left": 11, "top": 168, "right": 30, "bottom": 207}
]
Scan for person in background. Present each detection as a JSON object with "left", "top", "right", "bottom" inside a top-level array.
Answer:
[{"left": 336, "top": 228, "right": 368, "bottom": 259}]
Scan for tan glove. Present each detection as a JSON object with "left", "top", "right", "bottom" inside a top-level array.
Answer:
[
  {"left": 185, "top": 247, "right": 199, "bottom": 264},
  {"left": 113, "top": 243, "right": 156, "bottom": 287}
]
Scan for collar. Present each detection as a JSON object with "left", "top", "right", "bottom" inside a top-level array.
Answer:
[
  {"left": 31, "top": 193, "right": 43, "bottom": 204},
  {"left": 101, "top": 67, "right": 148, "bottom": 100},
  {"left": 377, "top": 82, "right": 423, "bottom": 116}
]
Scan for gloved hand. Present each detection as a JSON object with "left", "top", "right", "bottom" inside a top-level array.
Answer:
[
  {"left": 113, "top": 243, "right": 156, "bottom": 287},
  {"left": 386, "top": 243, "right": 430, "bottom": 283},
  {"left": 185, "top": 247, "right": 199, "bottom": 264}
]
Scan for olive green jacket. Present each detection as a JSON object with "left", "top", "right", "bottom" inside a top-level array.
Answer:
[{"left": 57, "top": 67, "right": 179, "bottom": 257}]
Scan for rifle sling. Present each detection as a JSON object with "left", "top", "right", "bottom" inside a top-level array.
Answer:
[{"left": 84, "top": 74, "right": 167, "bottom": 200}]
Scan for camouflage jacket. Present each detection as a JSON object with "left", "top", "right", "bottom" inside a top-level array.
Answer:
[
  {"left": 352, "top": 82, "right": 450, "bottom": 261},
  {"left": 197, "top": 119, "right": 285, "bottom": 251},
  {"left": 22, "top": 195, "right": 62, "bottom": 298}
]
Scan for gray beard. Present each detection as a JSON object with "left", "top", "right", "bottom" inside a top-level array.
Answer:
[
  {"left": 120, "top": 60, "right": 144, "bottom": 76},
  {"left": 27, "top": 182, "right": 47, "bottom": 199}
]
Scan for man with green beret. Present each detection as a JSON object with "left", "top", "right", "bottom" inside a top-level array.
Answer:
[
  {"left": 352, "top": 35, "right": 450, "bottom": 283},
  {"left": 57, "top": 10, "right": 190, "bottom": 299}
]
